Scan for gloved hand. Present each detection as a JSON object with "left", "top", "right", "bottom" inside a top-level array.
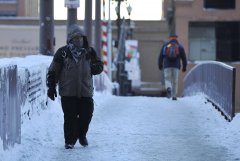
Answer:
[
  {"left": 159, "top": 65, "right": 163, "bottom": 71},
  {"left": 91, "top": 61, "right": 103, "bottom": 75},
  {"left": 182, "top": 67, "right": 186, "bottom": 72},
  {"left": 47, "top": 88, "right": 57, "bottom": 101}
]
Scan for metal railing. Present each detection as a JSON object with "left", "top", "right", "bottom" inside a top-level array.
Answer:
[
  {"left": 0, "top": 64, "right": 20, "bottom": 150},
  {"left": 183, "top": 61, "right": 236, "bottom": 121}
]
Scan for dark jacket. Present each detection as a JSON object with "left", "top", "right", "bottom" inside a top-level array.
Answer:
[
  {"left": 47, "top": 46, "right": 103, "bottom": 98},
  {"left": 158, "top": 39, "right": 187, "bottom": 70},
  {"left": 47, "top": 25, "right": 103, "bottom": 98}
]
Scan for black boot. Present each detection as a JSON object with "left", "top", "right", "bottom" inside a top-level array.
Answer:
[
  {"left": 65, "top": 144, "right": 74, "bottom": 149},
  {"left": 79, "top": 137, "right": 88, "bottom": 147}
]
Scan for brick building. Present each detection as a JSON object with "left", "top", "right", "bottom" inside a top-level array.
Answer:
[
  {"left": 163, "top": 0, "right": 240, "bottom": 62},
  {"left": 0, "top": 0, "right": 38, "bottom": 17},
  {"left": 162, "top": 0, "right": 240, "bottom": 111}
]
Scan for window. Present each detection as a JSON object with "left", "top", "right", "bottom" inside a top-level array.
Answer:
[
  {"left": 204, "top": 0, "right": 235, "bottom": 9},
  {"left": 189, "top": 22, "right": 240, "bottom": 62},
  {"left": 0, "top": 12, "right": 16, "bottom": 17},
  {"left": 189, "top": 23, "right": 216, "bottom": 61},
  {"left": 0, "top": 0, "right": 16, "bottom": 2},
  {"left": 215, "top": 22, "right": 240, "bottom": 62},
  {"left": 0, "top": 0, "right": 16, "bottom": 5}
]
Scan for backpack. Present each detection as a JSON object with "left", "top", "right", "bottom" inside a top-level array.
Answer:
[{"left": 164, "top": 42, "right": 180, "bottom": 60}]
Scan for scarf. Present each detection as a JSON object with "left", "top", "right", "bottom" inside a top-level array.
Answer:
[{"left": 67, "top": 43, "right": 86, "bottom": 63}]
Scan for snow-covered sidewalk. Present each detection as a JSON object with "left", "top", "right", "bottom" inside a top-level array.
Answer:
[{"left": 1, "top": 93, "right": 240, "bottom": 161}]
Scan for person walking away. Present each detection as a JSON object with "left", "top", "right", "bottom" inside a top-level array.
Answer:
[
  {"left": 46, "top": 24, "right": 103, "bottom": 149},
  {"left": 158, "top": 34, "right": 187, "bottom": 100}
]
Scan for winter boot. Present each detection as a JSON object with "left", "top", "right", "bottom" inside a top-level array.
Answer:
[
  {"left": 65, "top": 144, "right": 74, "bottom": 149},
  {"left": 172, "top": 97, "right": 177, "bottom": 101},
  {"left": 79, "top": 137, "right": 88, "bottom": 147},
  {"left": 166, "top": 87, "right": 171, "bottom": 99}
]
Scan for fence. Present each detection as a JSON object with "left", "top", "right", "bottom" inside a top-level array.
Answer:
[{"left": 183, "top": 61, "right": 236, "bottom": 121}]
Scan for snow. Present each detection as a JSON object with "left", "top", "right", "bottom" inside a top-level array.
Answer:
[
  {"left": 0, "top": 93, "right": 240, "bottom": 161},
  {"left": 0, "top": 55, "right": 240, "bottom": 161}
]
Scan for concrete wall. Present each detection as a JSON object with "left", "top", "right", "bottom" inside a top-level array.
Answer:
[
  {"left": 24, "top": 0, "right": 38, "bottom": 17},
  {"left": 133, "top": 21, "right": 169, "bottom": 82}
]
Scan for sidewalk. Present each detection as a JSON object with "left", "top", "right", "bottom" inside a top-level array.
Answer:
[{"left": 1, "top": 94, "right": 239, "bottom": 161}]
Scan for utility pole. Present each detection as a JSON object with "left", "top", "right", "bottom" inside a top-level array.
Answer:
[
  {"left": 113, "top": 0, "right": 125, "bottom": 41},
  {"left": 112, "top": 0, "right": 130, "bottom": 96},
  {"left": 67, "top": 8, "right": 77, "bottom": 29},
  {"left": 39, "top": 0, "right": 55, "bottom": 55},
  {"left": 116, "top": 0, "right": 121, "bottom": 41},
  {"left": 84, "top": 0, "right": 93, "bottom": 46},
  {"left": 167, "top": 0, "right": 175, "bottom": 35},
  {"left": 65, "top": 0, "right": 79, "bottom": 33},
  {"left": 107, "top": 0, "right": 112, "bottom": 81},
  {"left": 95, "top": 0, "right": 101, "bottom": 57}
]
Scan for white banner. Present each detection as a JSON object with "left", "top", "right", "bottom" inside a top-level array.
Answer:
[
  {"left": 65, "top": 0, "right": 80, "bottom": 8},
  {"left": 125, "top": 40, "right": 141, "bottom": 84}
]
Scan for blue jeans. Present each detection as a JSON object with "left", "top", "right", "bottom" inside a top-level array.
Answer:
[{"left": 163, "top": 68, "right": 179, "bottom": 97}]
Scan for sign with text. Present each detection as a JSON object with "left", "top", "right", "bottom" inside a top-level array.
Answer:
[
  {"left": 125, "top": 40, "right": 141, "bottom": 83},
  {"left": 65, "top": 0, "right": 80, "bottom": 8},
  {"left": 0, "top": 25, "right": 66, "bottom": 58}
]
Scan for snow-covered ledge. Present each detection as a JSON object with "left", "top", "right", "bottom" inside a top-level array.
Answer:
[
  {"left": 0, "top": 55, "right": 51, "bottom": 150},
  {"left": 0, "top": 55, "right": 114, "bottom": 150}
]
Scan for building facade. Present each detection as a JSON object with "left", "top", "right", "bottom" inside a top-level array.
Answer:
[
  {"left": 162, "top": 0, "right": 240, "bottom": 111},
  {"left": 0, "top": 0, "right": 38, "bottom": 17},
  {"left": 163, "top": 0, "right": 240, "bottom": 62}
]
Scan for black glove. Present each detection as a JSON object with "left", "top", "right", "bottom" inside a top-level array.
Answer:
[
  {"left": 182, "top": 67, "right": 186, "bottom": 72},
  {"left": 47, "top": 88, "right": 57, "bottom": 101},
  {"left": 91, "top": 61, "right": 103, "bottom": 75},
  {"left": 159, "top": 65, "right": 163, "bottom": 71}
]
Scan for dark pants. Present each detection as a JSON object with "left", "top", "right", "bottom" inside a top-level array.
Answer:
[{"left": 61, "top": 96, "right": 94, "bottom": 145}]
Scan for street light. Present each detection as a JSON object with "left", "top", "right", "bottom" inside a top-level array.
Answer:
[
  {"left": 126, "top": 4, "right": 132, "bottom": 17},
  {"left": 112, "top": 0, "right": 127, "bottom": 41},
  {"left": 112, "top": 0, "right": 134, "bottom": 96},
  {"left": 126, "top": 4, "right": 134, "bottom": 39}
]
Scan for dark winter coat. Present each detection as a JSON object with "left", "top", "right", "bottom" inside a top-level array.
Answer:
[
  {"left": 47, "top": 25, "right": 103, "bottom": 98},
  {"left": 158, "top": 39, "right": 187, "bottom": 70}
]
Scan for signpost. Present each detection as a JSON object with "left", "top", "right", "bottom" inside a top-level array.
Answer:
[
  {"left": 39, "top": 0, "right": 54, "bottom": 55},
  {"left": 65, "top": 0, "right": 79, "bottom": 34},
  {"left": 65, "top": 0, "right": 80, "bottom": 8}
]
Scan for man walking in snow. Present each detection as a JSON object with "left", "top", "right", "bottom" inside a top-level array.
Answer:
[
  {"left": 158, "top": 34, "right": 187, "bottom": 100},
  {"left": 46, "top": 24, "right": 103, "bottom": 149}
]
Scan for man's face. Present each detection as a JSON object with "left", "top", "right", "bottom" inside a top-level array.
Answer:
[{"left": 72, "top": 36, "right": 84, "bottom": 48}]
